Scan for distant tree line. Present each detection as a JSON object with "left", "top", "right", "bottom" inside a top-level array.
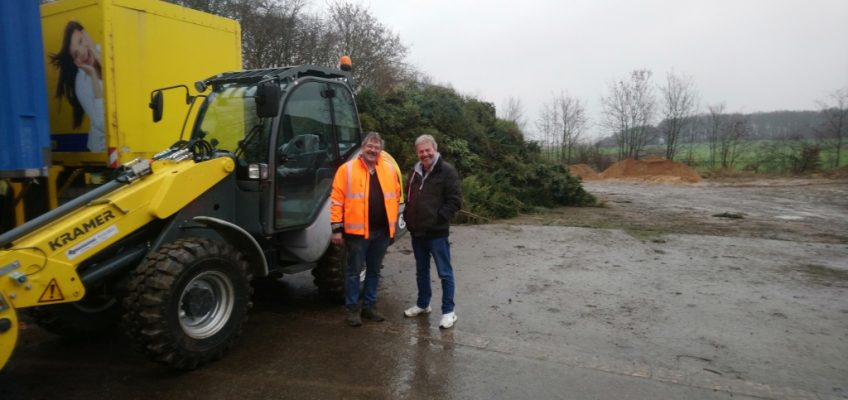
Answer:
[{"left": 520, "top": 67, "right": 847, "bottom": 174}]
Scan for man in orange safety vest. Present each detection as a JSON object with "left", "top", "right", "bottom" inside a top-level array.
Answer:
[{"left": 330, "top": 132, "right": 401, "bottom": 327}]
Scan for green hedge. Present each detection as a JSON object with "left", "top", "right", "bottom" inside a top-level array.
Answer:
[{"left": 357, "top": 83, "right": 595, "bottom": 221}]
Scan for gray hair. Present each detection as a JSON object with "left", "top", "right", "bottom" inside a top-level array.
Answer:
[
  {"left": 362, "top": 131, "right": 384, "bottom": 148},
  {"left": 414, "top": 134, "right": 438, "bottom": 151}
]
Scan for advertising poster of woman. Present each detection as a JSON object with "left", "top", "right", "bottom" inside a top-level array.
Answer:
[{"left": 49, "top": 20, "right": 104, "bottom": 153}]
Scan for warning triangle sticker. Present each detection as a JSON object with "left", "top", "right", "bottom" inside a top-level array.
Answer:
[{"left": 38, "top": 278, "right": 65, "bottom": 303}]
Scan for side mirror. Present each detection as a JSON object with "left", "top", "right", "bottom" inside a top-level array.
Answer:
[
  {"left": 149, "top": 91, "right": 163, "bottom": 123},
  {"left": 255, "top": 82, "right": 280, "bottom": 118}
]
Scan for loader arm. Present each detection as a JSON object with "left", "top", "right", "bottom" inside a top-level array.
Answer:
[{"left": 0, "top": 156, "right": 235, "bottom": 370}]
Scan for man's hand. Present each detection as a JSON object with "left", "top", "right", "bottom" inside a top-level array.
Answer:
[{"left": 331, "top": 232, "right": 343, "bottom": 246}]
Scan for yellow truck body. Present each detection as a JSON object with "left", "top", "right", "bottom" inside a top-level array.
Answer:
[{"left": 41, "top": 0, "right": 242, "bottom": 167}]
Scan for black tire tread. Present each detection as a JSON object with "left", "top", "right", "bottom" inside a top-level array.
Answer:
[
  {"left": 122, "top": 238, "right": 253, "bottom": 370},
  {"left": 312, "top": 242, "right": 345, "bottom": 301}
]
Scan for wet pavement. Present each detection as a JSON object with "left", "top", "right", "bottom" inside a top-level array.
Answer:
[
  {"left": 2, "top": 216, "right": 846, "bottom": 399},
  {"left": 0, "top": 272, "right": 759, "bottom": 400}
]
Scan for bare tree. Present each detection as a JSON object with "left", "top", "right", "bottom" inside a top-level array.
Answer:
[
  {"left": 170, "top": 0, "right": 413, "bottom": 92},
  {"left": 659, "top": 71, "right": 699, "bottom": 160},
  {"left": 686, "top": 122, "right": 704, "bottom": 166},
  {"left": 535, "top": 103, "right": 556, "bottom": 160},
  {"left": 719, "top": 114, "right": 750, "bottom": 168},
  {"left": 552, "top": 92, "right": 587, "bottom": 164},
  {"left": 600, "top": 69, "right": 656, "bottom": 160},
  {"left": 501, "top": 97, "right": 527, "bottom": 134},
  {"left": 290, "top": 13, "right": 337, "bottom": 65},
  {"left": 167, "top": 0, "right": 244, "bottom": 17},
  {"left": 706, "top": 103, "right": 749, "bottom": 169},
  {"left": 239, "top": 0, "right": 315, "bottom": 69},
  {"left": 169, "top": 0, "right": 328, "bottom": 69},
  {"left": 326, "top": 1, "right": 409, "bottom": 92},
  {"left": 706, "top": 103, "right": 725, "bottom": 168},
  {"left": 816, "top": 88, "right": 848, "bottom": 168},
  {"left": 535, "top": 93, "right": 589, "bottom": 163}
]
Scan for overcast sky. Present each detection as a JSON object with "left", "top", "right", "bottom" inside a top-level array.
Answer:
[{"left": 363, "top": 0, "right": 848, "bottom": 139}]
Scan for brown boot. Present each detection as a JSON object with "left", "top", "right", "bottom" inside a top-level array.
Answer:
[
  {"left": 361, "top": 307, "right": 385, "bottom": 322},
  {"left": 346, "top": 308, "right": 362, "bottom": 327}
]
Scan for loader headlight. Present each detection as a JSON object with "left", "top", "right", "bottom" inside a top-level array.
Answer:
[{"left": 248, "top": 163, "right": 268, "bottom": 180}]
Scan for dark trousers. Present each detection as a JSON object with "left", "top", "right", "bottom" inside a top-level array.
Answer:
[{"left": 344, "top": 229, "right": 389, "bottom": 310}]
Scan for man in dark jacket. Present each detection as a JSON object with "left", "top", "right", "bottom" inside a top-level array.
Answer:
[{"left": 402, "top": 134, "right": 462, "bottom": 329}]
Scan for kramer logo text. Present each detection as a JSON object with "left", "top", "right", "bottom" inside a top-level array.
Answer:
[{"left": 48, "top": 210, "right": 116, "bottom": 251}]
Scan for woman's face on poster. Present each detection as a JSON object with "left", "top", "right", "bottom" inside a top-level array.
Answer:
[{"left": 69, "top": 29, "right": 95, "bottom": 68}]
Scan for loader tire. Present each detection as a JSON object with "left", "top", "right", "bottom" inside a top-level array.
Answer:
[
  {"left": 122, "top": 238, "right": 252, "bottom": 370},
  {"left": 311, "top": 242, "right": 367, "bottom": 302},
  {"left": 312, "top": 242, "right": 346, "bottom": 301},
  {"left": 27, "top": 294, "right": 121, "bottom": 338}
]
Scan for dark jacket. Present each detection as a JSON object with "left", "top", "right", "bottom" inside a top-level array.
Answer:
[{"left": 404, "top": 155, "right": 462, "bottom": 238}]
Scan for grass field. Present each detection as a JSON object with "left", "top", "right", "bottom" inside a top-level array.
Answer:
[{"left": 547, "top": 139, "right": 846, "bottom": 174}]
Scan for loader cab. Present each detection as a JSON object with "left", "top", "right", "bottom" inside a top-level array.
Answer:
[{"left": 189, "top": 67, "right": 362, "bottom": 235}]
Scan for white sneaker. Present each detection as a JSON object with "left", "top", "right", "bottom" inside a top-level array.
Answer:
[
  {"left": 439, "top": 312, "right": 457, "bottom": 329},
  {"left": 403, "top": 305, "right": 432, "bottom": 317}
]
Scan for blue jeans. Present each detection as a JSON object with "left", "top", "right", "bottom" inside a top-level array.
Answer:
[
  {"left": 344, "top": 229, "right": 389, "bottom": 310},
  {"left": 411, "top": 236, "right": 455, "bottom": 314}
]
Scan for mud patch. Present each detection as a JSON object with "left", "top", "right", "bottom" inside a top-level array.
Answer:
[
  {"left": 506, "top": 179, "right": 848, "bottom": 244},
  {"left": 712, "top": 212, "right": 744, "bottom": 219},
  {"left": 788, "top": 264, "right": 848, "bottom": 288}
]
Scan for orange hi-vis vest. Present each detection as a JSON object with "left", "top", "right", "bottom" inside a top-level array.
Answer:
[{"left": 330, "top": 154, "right": 401, "bottom": 238}]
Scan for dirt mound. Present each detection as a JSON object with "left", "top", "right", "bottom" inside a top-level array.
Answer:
[
  {"left": 600, "top": 158, "right": 701, "bottom": 183},
  {"left": 568, "top": 164, "right": 600, "bottom": 180}
]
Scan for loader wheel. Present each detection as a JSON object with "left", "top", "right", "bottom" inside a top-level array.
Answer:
[
  {"left": 312, "top": 242, "right": 346, "bottom": 301},
  {"left": 27, "top": 294, "right": 121, "bottom": 338},
  {"left": 312, "top": 242, "right": 366, "bottom": 302},
  {"left": 122, "top": 238, "right": 252, "bottom": 370}
]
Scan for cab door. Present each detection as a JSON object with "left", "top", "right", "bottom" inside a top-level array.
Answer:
[{"left": 273, "top": 80, "right": 359, "bottom": 230}]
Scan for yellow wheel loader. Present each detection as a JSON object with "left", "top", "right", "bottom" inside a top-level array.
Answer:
[{"left": 0, "top": 65, "right": 404, "bottom": 370}]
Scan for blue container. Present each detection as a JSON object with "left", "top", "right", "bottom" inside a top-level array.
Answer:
[{"left": 0, "top": 0, "right": 51, "bottom": 177}]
